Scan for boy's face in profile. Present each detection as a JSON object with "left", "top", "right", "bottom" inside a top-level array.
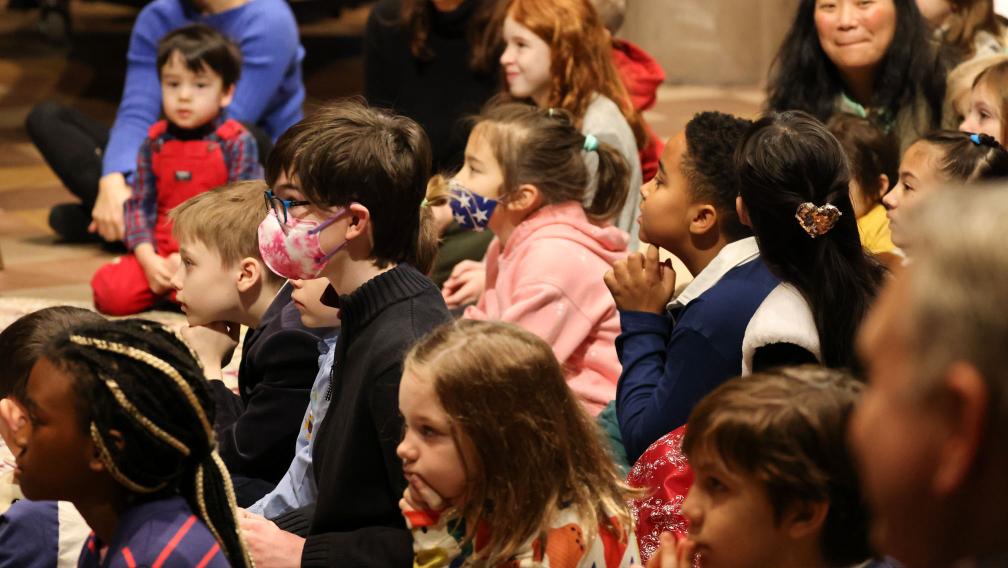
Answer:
[
  {"left": 160, "top": 50, "right": 234, "bottom": 130},
  {"left": 289, "top": 278, "right": 341, "bottom": 329},
  {"left": 15, "top": 358, "right": 97, "bottom": 502},
  {"left": 637, "top": 132, "right": 698, "bottom": 256},
  {"left": 680, "top": 450, "right": 797, "bottom": 568},
  {"left": 171, "top": 239, "right": 243, "bottom": 326}
]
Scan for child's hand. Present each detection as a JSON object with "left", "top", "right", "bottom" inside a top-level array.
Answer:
[
  {"left": 646, "top": 532, "right": 697, "bottom": 568},
  {"left": 238, "top": 509, "right": 304, "bottom": 568},
  {"left": 604, "top": 245, "right": 676, "bottom": 314},
  {"left": 442, "top": 260, "right": 486, "bottom": 308},
  {"left": 180, "top": 322, "right": 240, "bottom": 381}
]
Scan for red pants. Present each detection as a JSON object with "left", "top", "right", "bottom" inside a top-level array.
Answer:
[{"left": 91, "top": 254, "right": 177, "bottom": 316}]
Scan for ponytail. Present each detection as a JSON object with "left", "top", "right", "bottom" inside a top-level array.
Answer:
[
  {"left": 736, "top": 111, "right": 886, "bottom": 372},
  {"left": 585, "top": 140, "right": 631, "bottom": 222}
]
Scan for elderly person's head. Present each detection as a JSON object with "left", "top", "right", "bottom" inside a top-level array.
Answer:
[{"left": 851, "top": 186, "right": 1008, "bottom": 567}]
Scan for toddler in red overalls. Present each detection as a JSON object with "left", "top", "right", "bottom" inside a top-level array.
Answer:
[{"left": 91, "top": 23, "right": 262, "bottom": 315}]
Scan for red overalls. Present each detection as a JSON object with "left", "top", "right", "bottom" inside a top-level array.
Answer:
[{"left": 91, "top": 119, "right": 243, "bottom": 316}]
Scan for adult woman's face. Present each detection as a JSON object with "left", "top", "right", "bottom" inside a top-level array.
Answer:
[{"left": 814, "top": 0, "right": 898, "bottom": 76}]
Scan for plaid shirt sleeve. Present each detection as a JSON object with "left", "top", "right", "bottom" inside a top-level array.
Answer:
[
  {"left": 224, "top": 128, "right": 263, "bottom": 182},
  {"left": 123, "top": 137, "right": 158, "bottom": 250}
]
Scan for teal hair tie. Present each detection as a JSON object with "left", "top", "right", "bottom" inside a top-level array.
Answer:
[
  {"left": 583, "top": 134, "right": 599, "bottom": 152},
  {"left": 970, "top": 133, "right": 982, "bottom": 145}
]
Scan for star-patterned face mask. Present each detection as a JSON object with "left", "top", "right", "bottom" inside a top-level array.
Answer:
[{"left": 448, "top": 180, "right": 498, "bottom": 231}]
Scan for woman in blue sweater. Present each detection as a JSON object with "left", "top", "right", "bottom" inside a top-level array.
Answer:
[{"left": 26, "top": 0, "right": 304, "bottom": 244}]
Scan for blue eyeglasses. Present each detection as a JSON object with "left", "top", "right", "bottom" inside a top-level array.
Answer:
[{"left": 264, "top": 189, "right": 311, "bottom": 224}]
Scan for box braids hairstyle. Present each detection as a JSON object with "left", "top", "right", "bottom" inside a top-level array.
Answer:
[{"left": 46, "top": 318, "right": 254, "bottom": 568}]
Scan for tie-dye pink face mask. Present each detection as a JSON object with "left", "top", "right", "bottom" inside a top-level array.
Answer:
[{"left": 257, "top": 209, "right": 350, "bottom": 280}]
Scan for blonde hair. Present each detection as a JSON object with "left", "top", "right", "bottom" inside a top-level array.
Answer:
[
  {"left": 170, "top": 180, "right": 284, "bottom": 285},
  {"left": 902, "top": 186, "right": 1008, "bottom": 444},
  {"left": 944, "top": 0, "right": 1006, "bottom": 58},
  {"left": 945, "top": 53, "right": 1008, "bottom": 122},
  {"left": 404, "top": 319, "right": 633, "bottom": 565}
]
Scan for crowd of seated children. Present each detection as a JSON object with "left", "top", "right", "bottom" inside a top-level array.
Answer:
[{"left": 11, "top": 1, "right": 1008, "bottom": 567}]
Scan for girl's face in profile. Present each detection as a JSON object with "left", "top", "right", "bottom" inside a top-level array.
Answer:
[
  {"left": 15, "top": 357, "right": 98, "bottom": 503},
  {"left": 396, "top": 367, "right": 474, "bottom": 507},
  {"left": 960, "top": 81, "right": 1004, "bottom": 145},
  {"left": 883, "top": 140, "right": 946, "bottom": 247}
]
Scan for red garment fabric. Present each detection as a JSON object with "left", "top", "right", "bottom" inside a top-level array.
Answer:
[
  {"left": 612, "top": 39, "right": 665, "bottom": 181},
  {"left": 626, "top": 425, "right": 693, "bottom": 563}
]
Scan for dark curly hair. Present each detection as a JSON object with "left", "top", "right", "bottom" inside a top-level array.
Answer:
[
  {"left": 766, "top": 0, "right": 945, "bottom": 136},
  {"left": 683, "top": 111, "right": 754, "bottom": 240}
]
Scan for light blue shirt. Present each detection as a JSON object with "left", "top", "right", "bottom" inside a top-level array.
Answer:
[{"left": 248, "top": 332, "right": 337, "bottom": 518}]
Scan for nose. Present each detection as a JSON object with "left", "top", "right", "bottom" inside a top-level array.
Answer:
[
  {"left": 680, "top": 487, "right": 702, "bottom": 530},
  {"left": 640, "top": 179, "right": 654, "bottom": 200},
  {"left": 396, "top": 433, "right": 417, "bottom": 462},
  {"left": 169, "top": 264, "right": 184, "bottom": 292},
  {"left": 882, "top": 186, "right": 900, "bottom": 210},
  {"left": 837, "top": 0, "right": 857, "bottom": 29},
  {"left": 500, "top": 44, "right": 515, "bottom": 66},
  {"left": 960, "top": 115, "right": 977, "bottom": 133}
]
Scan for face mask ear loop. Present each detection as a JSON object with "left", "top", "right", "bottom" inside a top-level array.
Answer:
[{"left": 306, "top": 207, "right": 349, "bottom": 236}]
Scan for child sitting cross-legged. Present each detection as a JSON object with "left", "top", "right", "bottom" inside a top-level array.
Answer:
[
  {"left": 17, "top": 319, "right": 253, "bottom": 567},
  {"left": 169, "top": 180, "right": 324, "bottom": 506},
  {"left": 645, "top": 366, "right": 888, "bottom": 568},
  {"left": 91, "top": 23, "right": 262, "bottom": 316},
  {"left": 398, "top": 319, "right": 640, "bottom": 567}
]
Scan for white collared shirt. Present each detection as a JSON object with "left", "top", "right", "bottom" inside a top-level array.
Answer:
[{"left": 667, "top": 237, "right": 760, "bottom": 312}]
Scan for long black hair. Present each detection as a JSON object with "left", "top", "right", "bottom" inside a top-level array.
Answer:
[
  {"left": 736, "top": 111, "right": 887, "bottom": 371},
  {"left": 767, "top": 0, "right": 945, "bottom": 132},
  {"left": 46, "top": 319, "right": 253, "bottom": 568}
]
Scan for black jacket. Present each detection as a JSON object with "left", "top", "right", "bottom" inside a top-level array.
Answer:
[
  {"left": 212, "top": 283, "right": 324, "bottom": 484},
  {"left": 274, "top": 264, "right": 451, "bottom": 567}
]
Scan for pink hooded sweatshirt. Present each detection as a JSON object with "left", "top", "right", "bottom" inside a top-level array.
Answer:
[{"left": 464, "top": 201, "right": 629, "bottom": 415}]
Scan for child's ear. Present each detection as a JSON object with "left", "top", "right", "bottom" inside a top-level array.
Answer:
[
  {"left": 236, "top": 257, "right": 264, "bottom": 293},
  {"left": 507, "top": 183, "right": 542, "bottom": 212},
  {"left": 0, "top": 398, "right": 27, "bottom": 447},
  {"left": 876, "top": 174, "right": 890, "bottom": 200},
  {"left": 344, "top": 203, "right": 372, "bottom": 242},
  {"left": 782, "top": 499, "right": 830, "bottom": 540},
  {"left": 220, "top": 83, "right": 236, "bottom": 108},
  {"left": 688, "top": 203, "right": 718, "bottom": 236},
  {"left": 89, "top": 429, "right": 126, "bottom": 473},
  {"left": 735, "top": 195, "right": 752, "bottom": 228}
]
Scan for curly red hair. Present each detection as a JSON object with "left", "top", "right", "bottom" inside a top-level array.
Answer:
[{"left": 506, "top": 0, "right": 645, "bottom": 149}]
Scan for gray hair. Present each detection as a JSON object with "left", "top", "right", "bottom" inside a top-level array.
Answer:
[{"left": 902, "top": 185, "right": 1008, "bottom": 441}]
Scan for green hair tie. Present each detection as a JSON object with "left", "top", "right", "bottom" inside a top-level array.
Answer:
[{"left": 583, "top": 134, "right": 599, "bottom": 152}]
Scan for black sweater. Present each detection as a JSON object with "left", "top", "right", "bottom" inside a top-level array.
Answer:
[
  {"left": 274, "top": 264, "right": 451, "bottom": 567},
  {"left": 363, "top": 0, "right": 500, "bottom": 173}
]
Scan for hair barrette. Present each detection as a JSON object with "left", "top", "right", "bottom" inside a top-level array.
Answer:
[
  {"left": 583, "top": 134, "right": 599, "bottom": 152},
  {"left": 795, "top": 202, "right": 842, "bottom": 238}
]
